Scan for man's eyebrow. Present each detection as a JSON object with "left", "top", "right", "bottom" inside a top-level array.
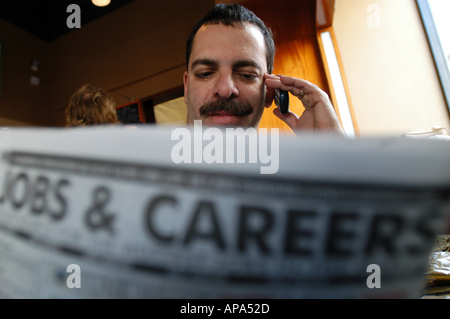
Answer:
[
  {"left": 232, "top": 60, "right": 263, "bottom": 72},
  {"left": 191, "top": 58, "right": 219, "bottom": 69},
  {"left": 190, "top": 59, "right": 263, "bottom": 72}
]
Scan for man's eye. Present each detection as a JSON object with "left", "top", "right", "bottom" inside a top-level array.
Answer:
[
  {"left": 240, "top": 74, "right": 257, "bottom": 81},
  {"left": 196, "top": 72, "right": 213, "bottom": 79}
]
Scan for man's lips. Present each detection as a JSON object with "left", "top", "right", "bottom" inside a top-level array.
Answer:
[
  {"left": 208, "top": 110, "right": 240, "bottom": 117},
  {"left": 207, "top": 111, "right": 243, "bottom": 125}
]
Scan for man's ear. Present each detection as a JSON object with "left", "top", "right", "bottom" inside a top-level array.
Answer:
[
  {"left": 265, "top": 85, "right": 275, "bottom": 108},
  {"left": 183, "top": 71, "right": 189, "bottom": 104}
]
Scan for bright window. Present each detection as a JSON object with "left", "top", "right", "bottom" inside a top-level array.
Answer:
[{"left": 417, "top": 0, "right": 450, "bottom": 110}]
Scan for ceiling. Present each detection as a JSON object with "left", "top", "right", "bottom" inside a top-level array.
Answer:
[{"left": 0, "top": 0, "right": 137, "bottom": 42}]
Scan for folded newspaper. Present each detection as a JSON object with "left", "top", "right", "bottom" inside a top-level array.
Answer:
[{"left": 0, "top": 125, "right": 449, "bottom": 299}]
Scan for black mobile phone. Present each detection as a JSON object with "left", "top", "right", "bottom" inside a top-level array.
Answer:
[{"left": 274, "top": 89, "right": 289, "bottom": 114}]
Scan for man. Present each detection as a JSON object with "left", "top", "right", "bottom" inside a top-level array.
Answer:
[{"left": 183, "top": 3, "right": 345, "bottom": 136}]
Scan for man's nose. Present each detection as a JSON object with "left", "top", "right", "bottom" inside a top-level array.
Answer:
[{"left": 214, "top": 72, "right": 239, "bottom": 99}]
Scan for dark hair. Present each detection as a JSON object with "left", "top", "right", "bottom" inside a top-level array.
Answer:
[{"left": 186, "top": 3, "right": 275, "bottom": 74}]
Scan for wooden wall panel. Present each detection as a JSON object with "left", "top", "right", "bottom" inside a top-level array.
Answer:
[
  {"left": 317, "top": 0, "right": 336, "bottom": 28},
  {"left": 242, "top": 0, "right": 330, "bottom": 133}
]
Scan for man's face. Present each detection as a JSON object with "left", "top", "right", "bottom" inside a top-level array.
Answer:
[{"left": 184, "top": 22, "right": 270, "bottom": 127}]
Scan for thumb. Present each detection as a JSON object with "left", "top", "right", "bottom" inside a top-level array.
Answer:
[{"left": 273, "top": 108, "right": 299, "bottom": 130}]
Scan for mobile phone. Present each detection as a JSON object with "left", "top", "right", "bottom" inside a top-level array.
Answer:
[{"left": 274, "top": 89, "right": 289, "bottom": 114}]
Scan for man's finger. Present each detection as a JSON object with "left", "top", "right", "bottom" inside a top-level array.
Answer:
[{"left": 273, "top": 108, "right": 299, "bottom": 130}]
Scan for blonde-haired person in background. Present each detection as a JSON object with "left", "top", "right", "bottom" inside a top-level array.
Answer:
[{"left": 65, "top": 84, "right": 121, "bottom": 127}]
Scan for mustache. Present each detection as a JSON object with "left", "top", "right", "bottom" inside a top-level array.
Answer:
[{"left": 199, "top": 99, "right": 253, "bottom": 117}]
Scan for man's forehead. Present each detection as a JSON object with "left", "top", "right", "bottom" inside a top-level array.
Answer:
[
  {"left": 195, "top": 22, "right": 265, "bottom": 44},
  {"left": 190, "top": 22, "right": 267, "bottom": 69}
]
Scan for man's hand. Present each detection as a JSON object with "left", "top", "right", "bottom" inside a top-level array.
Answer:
[{"left": 264, "top": 74, "right": 346, "bottom": 136}]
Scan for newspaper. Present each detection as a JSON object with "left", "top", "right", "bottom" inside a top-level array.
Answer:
[{"left": 0, "top": 125, "right": 449, "bottom": 299}]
